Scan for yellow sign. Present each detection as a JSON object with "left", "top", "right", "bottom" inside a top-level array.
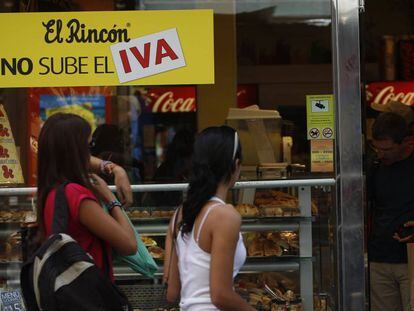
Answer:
[
  {"left": 310, "top": 140, "right": 334, "bottom": 173},
  {"left": 306, "top": 94, "right": 335, "bottom": 140},
  {"left": 0, "top": 105, "right": 24, "bottom": 184},
  {"left": 0, "top": 10, "right": 214, "bottom": 87}
]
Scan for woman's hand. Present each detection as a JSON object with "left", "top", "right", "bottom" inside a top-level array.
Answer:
[
  {"left": 89, "top": 156, "right": 133, "bottom": 207},
  {"left": 102, "top": 162, "right": 132, "bottom": 206},
  {"left": 111, "top": 165, "right": 133, "bottom": 207},
  {"left": 89, "top": 173, "right": 117, "bottom": 204}
]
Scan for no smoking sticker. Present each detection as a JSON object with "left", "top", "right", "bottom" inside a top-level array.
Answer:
[
  {"left": 309, "top": 128, "right": 320, "bottom": 139},
  {"left": 322, "top": 127, "right": 333, "bottom": 138}
]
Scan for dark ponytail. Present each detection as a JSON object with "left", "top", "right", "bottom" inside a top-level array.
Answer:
[{"left": 181, "top": 126, "right": 242, "bottom": 235}]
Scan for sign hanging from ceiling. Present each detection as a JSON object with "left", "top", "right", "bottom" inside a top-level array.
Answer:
[{"left": 0, "top": 10, "right": 214, "bottom": 88}]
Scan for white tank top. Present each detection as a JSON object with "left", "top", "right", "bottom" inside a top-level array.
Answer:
[{"left": 174, "top": 197, "right": 246, "bottom": 311}]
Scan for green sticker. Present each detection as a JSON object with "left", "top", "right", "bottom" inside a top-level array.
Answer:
[{"left": 306, "top": 94, "right": 335, "bottom": 140}]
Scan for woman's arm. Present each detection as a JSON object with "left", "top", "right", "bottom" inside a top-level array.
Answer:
[
  {"left": 79, "top": 174, "right": 137, "bottom": 256},
  {"left": 209, "top": 207, "right": 255, "bottom": 311},
  {"left": 89, "top": 156, "right": 133, "bottom": 206},
  {"left": 164, "top": 213, "right": 181, "bottom": 303},
  {"left": 79, "top": 201, "right": 137, "bottom": 256}
]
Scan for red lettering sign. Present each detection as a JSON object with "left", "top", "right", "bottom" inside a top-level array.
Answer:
[
  {"left": 118, "top": 38, "right": 179, "bottom": 74},
  {"left": 366, "top": 81, "right": 414, "bottom": 108},
  {"left": 111, "top": 28, "right": 185, "bottom": 83},
  {"left": 119, "top": 50, "right": 131, "bottom": 73},
  {"left": 155, "top": 39, "right": 178, "bottom": 65},
  {"left": 119, "top": 44, "right": 152, "bottom": 74},
  {"left": 130, "top": 43, "right": 151, "bottom": 69},
  {"left": 144, "top": 87, "right": 196, "bottom": 113}
]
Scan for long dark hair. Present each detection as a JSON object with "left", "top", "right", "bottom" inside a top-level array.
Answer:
[
  {"left": 154, "top": 128, "right": 194, "bottom": 182},
  {"left": 37, "top": 113, "right": 93, "bottom": 232},
  {"left": 181, "top": 126, "right": 242, "bottom": 235}
]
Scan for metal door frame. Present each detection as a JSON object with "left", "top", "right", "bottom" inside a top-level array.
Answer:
[{"left": 332, "top": 0, "right": 366, "bottom": 310}]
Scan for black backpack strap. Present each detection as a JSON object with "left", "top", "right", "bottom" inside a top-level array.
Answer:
[
  {"left": 100, "top": 240, "right": 111, "bottom": 278},
  {"left": 52, "top": 182, "right": 70, "bottom": 234},
  {"left": 53, "top": 182, "right": 113, "bottom": 279}
]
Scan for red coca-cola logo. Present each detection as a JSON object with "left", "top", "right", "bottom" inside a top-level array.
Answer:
[
  {"left": 146, "top": 87, "right": 196, "bottom": 113},
  {"left": 366, "top": 82, "right": 414, "bottom": 107}
]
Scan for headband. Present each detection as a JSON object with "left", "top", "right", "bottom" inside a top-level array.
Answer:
[{"left": 232, "top": 131, "right": 238, "bottom": 160}]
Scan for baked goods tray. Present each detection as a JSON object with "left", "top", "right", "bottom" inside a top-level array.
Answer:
[
  {"left": 130, "top": 217, "right": 171, "bottom": 224},
  {"left": 0, "top": 262, "right": 22, "bottom": 280},
  {"left": 129, "top": 216, "right": 312, "bottom": 225},
  {"left": 0, "top": 261, "right": 22, "bottom": 266},
  {"left": 245, "top": 256, "right": 305, "bottom": 261},
  {"left": 241, "top": 216, "right": 313, "bottom": 221},
  {"left": 130, "top": 217, "right": 312, "bottom": 235},
  {"left": 130, "top": 216, "right": 313, "bottom": 224},
  {"left": 114, "top": 257, "right": 310, "bottom": 279},
  {"left": 149, "top": 255, "right": 304, "bottom": 265}
]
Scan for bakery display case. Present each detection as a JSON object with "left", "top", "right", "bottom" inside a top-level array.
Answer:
[
  {"left": 0, "top": 194, "right": 35, "bottom": 285},
  {"left": 114, "top": 178, "right": 335, "bottom": 310},
  {"left": 0, "top": 177, "right": 335, "bottom": 310}
]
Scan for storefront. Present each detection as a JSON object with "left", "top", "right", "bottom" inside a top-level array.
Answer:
[{"left": 0, "top": 0, "right": 364, "bottom": 310}]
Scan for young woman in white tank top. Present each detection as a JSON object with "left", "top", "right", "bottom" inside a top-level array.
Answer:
[{"left": 163, "top": 126, "right": 255, "bottom": 311}]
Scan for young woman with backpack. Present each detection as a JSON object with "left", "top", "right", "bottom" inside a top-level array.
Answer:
[
  {"left": 163, "top": 125, "right": 255, "bottom": 311},
  {"left": 37, "top": 113, "right": 137, "bottom": 279}
]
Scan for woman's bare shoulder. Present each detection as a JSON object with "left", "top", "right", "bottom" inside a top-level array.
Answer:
[{"left": 210, "top": 204, "right": 241, "bottom": 226}]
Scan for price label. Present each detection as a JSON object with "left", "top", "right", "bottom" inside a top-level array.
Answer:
[{"left": 0, "top": 290, "right": 25, "bottom": 311}]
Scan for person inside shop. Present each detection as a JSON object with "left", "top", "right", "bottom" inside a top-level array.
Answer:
[
  {"left": 144, "top": 128, "right": 194, "bottom": 208},
  {"left": 90, "top": 123, "right": 145, "bottom": 183},
  {"left": 368, "top": 112, "right": 414, "bottom": 311},
  {"left": 163, "top": 125, "right": 255, "bottom": 311},
  {"left": 37, "top": 113, "right": 137, "bottom": 280},
  {"left": 370, "top": 100, "right": 414, "bottom": 145}
]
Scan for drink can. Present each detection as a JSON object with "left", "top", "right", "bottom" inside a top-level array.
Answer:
[
  {"left": 380, "top": 35, "right": 396, "bottom": 81},
  {"left": 398, "top": 35, "right": 414, "bottom": 80}
]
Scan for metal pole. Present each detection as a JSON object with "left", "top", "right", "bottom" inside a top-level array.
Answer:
[
  {"left": 332, "top": 0, "right": 365, "bottom": 309},
  {"left": 0, "top": 178, "right": 336, "bottom": 196}
]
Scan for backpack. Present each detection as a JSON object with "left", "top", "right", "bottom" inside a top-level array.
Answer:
[{"left": 20, "top": 183, "right": 132, "bottom": 311}]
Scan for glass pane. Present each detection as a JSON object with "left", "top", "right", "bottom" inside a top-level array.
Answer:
[{"left": 0, "top": 2, "right": 337, "bottom": 310}]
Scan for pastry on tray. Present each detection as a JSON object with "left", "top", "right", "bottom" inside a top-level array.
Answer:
[
  {"left": 260, "top": 205, "right": 284, "bottom": 217},
  {"left": 248, "top": 237, "right": 265, "bottom": 257},
  {"left": 255, "top": 189, "right": 319, "bottom": 216},
  {"left": 141, "top": 236, "right": 157, "bottom": 247},
  {"left": 0, "top": 211, "right": 13, "bottom": 222},
  {"left": 128, "top": 210, "right": 150, "bottom": 218},
  {"left": 235, "top": 204, "right": 259, "bottom": 217},
  {"left": 152, "top": 210, "right": 174, "bottom": 218},
  {"left": 148, "top": 246, "right": 165, "bottom": 259},
  {"left": 264, "top": 240, "right": 282, "bottom": 257}
]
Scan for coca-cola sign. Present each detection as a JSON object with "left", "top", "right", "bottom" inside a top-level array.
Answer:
[
  {"left": 145, "top": 87, "right": 196, "bottom": 113},
  {"left": 366, "top": 81, "right": 414, "bottom": 108}
]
